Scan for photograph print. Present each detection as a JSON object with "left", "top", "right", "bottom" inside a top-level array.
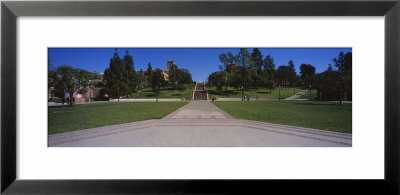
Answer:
[{"left": 48, "top": 48, "right": 352, "bottom": 147}]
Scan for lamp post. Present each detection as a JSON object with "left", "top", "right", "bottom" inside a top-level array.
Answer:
[
  {"left": 294, "top": 84, "right": 295, "bottom": 94},
  {"left": 309, "top": 85, "right": 312, "bottom": 99}
]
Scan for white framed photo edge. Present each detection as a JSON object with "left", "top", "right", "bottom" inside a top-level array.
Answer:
[{"left": 2, "top": 0, "right": 398, "bottom": 194}]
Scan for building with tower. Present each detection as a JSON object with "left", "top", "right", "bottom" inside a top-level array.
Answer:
[{"left": 167, "top": 60, "right": 177, "bottom": 73}]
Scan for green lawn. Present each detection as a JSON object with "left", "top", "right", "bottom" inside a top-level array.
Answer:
[
  {"left": 129, "top": 84, "right": 195, "bottom": 99},
  {"left": 48, "top": 102, "right": 187, "bottom": 134},
  {"left": 207, "top": 86, "right": 303, "bottom": 99},
  {"left": 213, "top": 101, "right": 352, "bottom": 133}
]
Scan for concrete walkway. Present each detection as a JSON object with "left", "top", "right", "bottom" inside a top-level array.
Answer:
[
  {"left": 110, "top": 98, "right": 185, "bottom": 102},
  {"left": 49, "top": 100, "right": 352, "bottom": 147},
  {"left": 284, "top": 89, "right": 308, "bottom": 100},
  {"left": 48, "top": 101, "right": 109, "bottom": 107},
  {"left": 214, "top": 97, "right": 278, "bottom": 101}
]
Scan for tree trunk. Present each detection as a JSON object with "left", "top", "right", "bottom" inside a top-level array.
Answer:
[
  {"left": 69, "top": 92, "right": 73, "bottom": 106},
  {"left": 117, "top": 86, "right": 120, "bottom": 102},
  {"left": 278, "top": 87, "right": 281, "bottom": 101},
  {"left": 242, "top": 86, "right": 244, "bottom": 101},
  {"left": 225, "top": 71, "right": 228, "bottom": 95},
  {"left": 293, "top": 83, "right": 295, "bottom": 94}
]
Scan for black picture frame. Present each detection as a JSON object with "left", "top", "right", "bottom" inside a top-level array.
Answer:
[{"left": 1, "top": 1, "right": 399, "bottom": 194}]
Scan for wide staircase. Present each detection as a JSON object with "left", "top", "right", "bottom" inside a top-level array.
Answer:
[{"left": 193, "top": 83, "right": 207, "bottom": 100}]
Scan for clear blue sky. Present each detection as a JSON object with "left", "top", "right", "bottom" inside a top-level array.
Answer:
[{"left": 48, "top": 48, "right": 352, "bottom": 82}]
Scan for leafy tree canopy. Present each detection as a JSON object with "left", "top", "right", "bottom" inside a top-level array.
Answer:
[{"left": 54, "top": 65, "right": 91, "bottom": 105}]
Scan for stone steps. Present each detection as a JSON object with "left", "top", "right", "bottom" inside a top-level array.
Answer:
[{"left": 193, "top": 83, "right": 207, "bottom": 100}]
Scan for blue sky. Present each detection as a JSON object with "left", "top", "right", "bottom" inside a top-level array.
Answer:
[{"left": 48, "top": 48, "right": 352, "bottom": 82}]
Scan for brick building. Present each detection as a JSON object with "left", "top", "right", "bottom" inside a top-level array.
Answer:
[
  {"left": 49, "top": 72, "right": 106, "bottom": 104},
  {"left": 153, "top": 60, "right": 178, "bottom": 81}
]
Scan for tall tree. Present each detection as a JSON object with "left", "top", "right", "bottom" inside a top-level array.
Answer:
[
  {"left": 208, "top": 71, "right": 226, "bottom": 92},
  {"left": 251, "top": 48, "right": 263, "bottom": 89},
  {"left": 343, "top": 52, "right": 352, "bottom": 99},
  {"left": 299, "top": 63, "right": 316, "bottom": 88},
  {"left": 151, "top": 69, "right": 165, "bottom": 100},
  {"left": 288, "top": 60, "right": 295, "bottom": 72},
  {"left": 55, "top": 65, "right": 91, "bottom": 106},
  {"left": 169, "top": 68, "right": 193, "bottom": 90},
  {"left": 265, "top": 79, "right": 276, "bottom": 93},
  {"left": 287, "top": 60, "right": 297, "bottom": 91},
  {"left": 235, "top": 48, "right": 252, "bottom": 100},
  {"left": 218, "top": 52, "right": 235, "bottom": 94},
  {"left": 314, "top": 67, "right": 338, "bottom": 101},
  {"left": 137, "top": 68, "right": 145, "bottom": 89},
  {"left": 276, "top": 65, "right": 292, "bottom": 86},
  {"left": 264, "top": 55, "right": 275, "bottom": 81},
  {"left": 252, "top": 48, "right": 264, "bottom": 71},
  {"left": 123, "top": 50, "right": 137, "bottom": 93},
  {"left": 180, "top": 68, "right": 193, "bottom": 84},
  {"left": 218, "top": 52, "right": 235, "bottom": 71},
  {"left": 328, "top": 64, "right": 333, "bottom": 71},
  {"left": 103, "top": 49, "right": 130, "bottom": 101},
  {"left": 333, "top": 51, "right": 352, "bottom": 105},
  {"left": 146, "top": 62, "right": 153, "bottom": 87}
]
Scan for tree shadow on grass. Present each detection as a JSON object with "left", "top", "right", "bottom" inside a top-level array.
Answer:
[
  {"left": 162, "top": 87, "right": 176, "bottom": 91},
  {"left": 255, "top": 91, "right": 272, "bottom": 94},
  {"left": 145, "top": 94, "right": 156, "bottom": 97}
]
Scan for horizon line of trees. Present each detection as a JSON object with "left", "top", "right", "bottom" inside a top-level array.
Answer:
[
  {"left": 48, "top": 48, "right": 194, "bottom": 104},
  {"left": 207, "top": 48, "right": 352, "bottom": 104},
  {"left": 103, "top": 49, "right": 194, "bottom": 101}
]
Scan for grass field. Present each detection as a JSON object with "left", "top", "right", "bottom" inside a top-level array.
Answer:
[
  {"left": 129, "top": 84, "right": 195, "bottom": 99},
  {"left": 207, "top": 86, "right": 304, "bottom": 99},
  {"left": 48, "top": 102, "right": 187, "bottom": 134},
  {"left": 213, "top": 101, "right": 352, "bottom": 133}
]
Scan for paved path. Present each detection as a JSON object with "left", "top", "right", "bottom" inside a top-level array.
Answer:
[
  {"left": 49, "top": 100, "right": 352, "bottom": 147},
  {"left": 215, "top": 97, "right": 278, "bottom": 101},
  {"left": 285, "top": 90, "right": 309, "bottom": 100},
  {"left": 48, "top": 101, "right": 110, "bottom": 107},
  {"left": 110, "top": 98, "right": 185, "bottom": 102}
]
